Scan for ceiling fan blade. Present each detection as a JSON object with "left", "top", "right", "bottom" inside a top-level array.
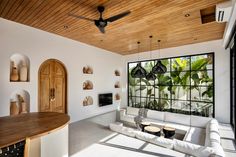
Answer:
[
  {"left": 97, "top": 26, "right": 105, "bottom": 33},
  {"left": 68, "top": 13, "right": 94, "bottom": 22},
  {"left": 106, "top": 10, "right": 131, "bottom": 22}
]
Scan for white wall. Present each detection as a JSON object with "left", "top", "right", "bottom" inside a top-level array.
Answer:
[
  {"left": 122, "top": 40, "right": 230, "bottom": 123},
  {"left": 0, "top": 18, "right": 122, "bottom": 123},
  {"left": 41, "top": 125, "right": 69, "bottom": 157}
]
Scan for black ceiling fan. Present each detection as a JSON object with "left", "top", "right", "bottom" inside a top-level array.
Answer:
[{"left": 68, "top": 6, "right": 131, "bottom": 33}]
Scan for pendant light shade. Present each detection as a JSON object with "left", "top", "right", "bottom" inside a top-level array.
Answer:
[
  {"left": 131, "top": 62, "right": 147, "bottom": 78},
  {"left": 152, "top": 60, "right": 167, "bottom": 74},
  {"left": 146, "top": 35, "right": 157, "bottom": 81},
  {"left": 130, "top": 41, "right": 147, "bottom": 78},
  {"left": 146, "top": 71, "right": 156, "bottom": 80},
  {"left": 152, "top": 40, "right": 167, "bottom": 74}
]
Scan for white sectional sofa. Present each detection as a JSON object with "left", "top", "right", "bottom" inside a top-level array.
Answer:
[{"left": 118, "top": 107, "right": 224, "bottom": 157}]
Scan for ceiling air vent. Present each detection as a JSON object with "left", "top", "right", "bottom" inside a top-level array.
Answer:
[
  {"left": 216, "top": 1, "right": 232, "bottom": 23},
  {"left": 200, "top": 6, "right": 216, "bottom": 24}
]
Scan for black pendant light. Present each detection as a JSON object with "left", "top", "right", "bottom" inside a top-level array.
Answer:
[
  {"left": 146, "top": 35, "right": 157, "bottom": 81},
  {"left": 131, "top": 41, "right": 147, "bottom": 78},
  {"left": 152, "top": 40, "right": 167, "bottom": 74}
]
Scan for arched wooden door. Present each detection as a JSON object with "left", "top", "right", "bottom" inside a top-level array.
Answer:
[{"left": 38, "top": 59, "right": 67, "bottom": 113}]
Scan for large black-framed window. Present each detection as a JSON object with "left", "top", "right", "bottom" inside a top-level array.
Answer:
[{"left": 128, "top": 52, "right": 215, "bottom": 117}]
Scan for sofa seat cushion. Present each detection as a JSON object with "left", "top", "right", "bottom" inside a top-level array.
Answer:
[
  {"left": 165, "top": 122, "right": 190, "bottom": 135},
  {"left": 127, "top": 107, "right": 139, "bottom": 116},
  {"left": 191, "top": 115, "right": 212, "bottom": 128},
  {"left": 120, "top": 114, "right": 135, "bottom": 124},
  {"left": 146, "top": 110, "right": 165, "bottom": 121},
  {"left": 165, "top": 112, "right": 190, "bottom": 126},
  {"left": 184, "top": 127, "right": 206, "bottom": 145}
]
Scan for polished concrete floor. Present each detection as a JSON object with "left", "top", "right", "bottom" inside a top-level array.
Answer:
[
  {"left": 69, "top": 119, "right": 114, "bottom": 156},
  {"left": 69, "top": 118, "right": 236, "bottom": 157}
]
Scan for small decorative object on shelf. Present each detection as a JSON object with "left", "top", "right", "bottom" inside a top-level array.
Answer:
[
  {"left": 83, "top": 80, "right": 93, "bottom": 90},
  {"left": 115, "top": 93, "right": 120, "bottom": 100},
  {"left": 83, "top": 66, "right": 93, "bottom": 74},
  {"left": 83, "top": 96, "right": 93, "bottom": 106},
  {"left": 17, "top": 94, "right": 28, "bottom": 114},
  {"left": 19, "top": 62, "right": 28, "bottom": 81},
  {"left": 10, "top": 64, "right": 19, "bottom": 82},
  {"left": 114, "top": 81, "right": 120, "bottom": 88},
  {"left": 115, "top": 70, "right": 120, "bottom": 76},
  {"left": 10, "top": 101, "right": 19, "bottom": 116}
]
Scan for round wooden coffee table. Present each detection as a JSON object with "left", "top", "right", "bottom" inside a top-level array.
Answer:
[
  {"left": 140, "top": 121, "right": 150, "bottom": 132},
  {"left": 144, "top": 126, "right": 161, "bottom": 136},
  {"left": 163, "top": 127, "right": 175, "bottom": 138}
]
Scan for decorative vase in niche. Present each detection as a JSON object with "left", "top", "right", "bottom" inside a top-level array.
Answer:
[
  {"left": 20, "top": 102, "right": 28, "bottom": 114},
  {"left": 10, "top": 101, "right": 19, "bottom": 116},
  {"left": 10, "top": 67, "right": 19, "bottom": 81},
  {"left": 20, "top": 63, "right": 28, "bottom": 81}
]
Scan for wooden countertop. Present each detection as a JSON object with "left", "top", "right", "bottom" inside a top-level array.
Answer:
[{"left": 0, "top": 112, "right": 70, "bottom": 148}]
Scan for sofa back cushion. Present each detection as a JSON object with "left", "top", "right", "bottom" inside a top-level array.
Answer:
[
  {"left": 150, "top": 137, "right": 174, "bottom": 149},
  {"left": 173, "top": 139, "right": 218, "bottom": 157},
  {"left": 165, "top": 112, "right": 190, "bottom": 126},
  {"left": 126, "top": 107, "right": 139, "bottom": 116},
  {"left": 208, "top": 141, "right": 225, "bottom": 157},
  {"left": 147, "top": 110, "right": 165, "bottom": 121},
  {"left": 191, "top": 115, "right": 212, "bottom": 128},
  {"left": 109, "top": 123, "right": 136, "bottom": 137}
]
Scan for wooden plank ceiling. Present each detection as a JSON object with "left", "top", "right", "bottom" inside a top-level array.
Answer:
[{"left": 0, "top": 0, "right": 228, "bottom": 55}]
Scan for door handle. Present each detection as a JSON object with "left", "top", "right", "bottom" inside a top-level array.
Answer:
[{"left": 50, "top": 88, "right": 55, "bottom": 101}]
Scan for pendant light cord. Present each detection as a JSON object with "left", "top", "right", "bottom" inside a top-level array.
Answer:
[
  {"left": 137, "top": 41, "right": 140, "bottom": 62},
  {"left": 158, "top": 40, "right": 161, "bottom": 59},
  {"left": 149, "top": 35, "right": 153, "bottom": 59}
]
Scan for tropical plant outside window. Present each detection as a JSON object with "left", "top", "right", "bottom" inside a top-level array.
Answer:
[{"left": 128, "top": 53, "right": 214, "bottom": 117}]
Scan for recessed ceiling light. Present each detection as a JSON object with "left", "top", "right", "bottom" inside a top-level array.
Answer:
[{"left": 185, "top": 13, "right": 190, "bottom": 17}]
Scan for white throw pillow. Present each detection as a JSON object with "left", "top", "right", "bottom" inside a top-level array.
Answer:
[
  {"left": 147, "top": 110, "right": 165, "bottom": 121},
  {"left": 127, "top": 107, "right": 139, "bottom": 116},
  {"left": 173, "top": 139, "right": 216, "bottom": 157}
]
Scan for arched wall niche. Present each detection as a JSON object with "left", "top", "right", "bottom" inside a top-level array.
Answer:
[{"left": 10, "top": 53, "right": 30, "bottom": 82}]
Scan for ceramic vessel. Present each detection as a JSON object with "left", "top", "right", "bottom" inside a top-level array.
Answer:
[
  {"left": 10, "top": 67, "right": 19, "bottom": 81},
  {"left": 10, "top": 101, "right": 19, "bottom": 115},
  {"left": 20, "top": 102, "right": 28, "bottom": 113},
  {"left": 20, "top": 63, "right": 28, "bottom": 81}
]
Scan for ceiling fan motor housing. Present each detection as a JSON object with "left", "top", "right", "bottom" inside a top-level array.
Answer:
[
  {"left": 95, "top": 19, "right": 107, "bottom": 27},
  {"left": 98, "top": 6, "right": 105, "bottom": 13}
]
